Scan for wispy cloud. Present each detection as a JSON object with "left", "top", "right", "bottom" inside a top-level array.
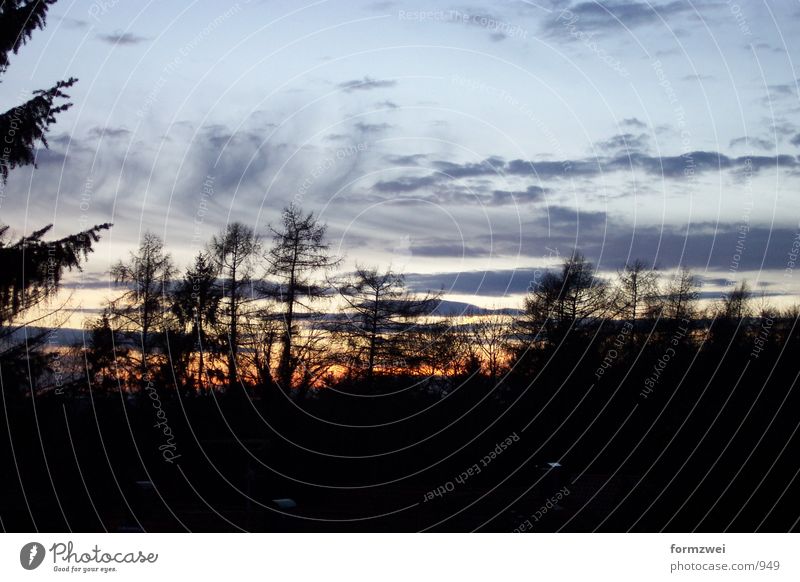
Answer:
[
  {"left": 96, "top": 31, "right": 149, "bottom": 45},
  {"left": 337, "top": 76, "right": 397, "bottom": 92}
]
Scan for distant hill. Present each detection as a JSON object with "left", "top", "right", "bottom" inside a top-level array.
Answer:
[{"left": 429, "top": 300, "right": 520, "bottom": 317}]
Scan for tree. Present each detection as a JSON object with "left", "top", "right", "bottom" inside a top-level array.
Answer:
[
  {"left": 172, "top": 252, "right": 221, "bottom": 394},
  {"left": 719, "top": 280, "right": 752, "bottom": 321},
  {"left": 210, "top": 222, "right": 260, "bottom": 391},
  {"left": 613, "top": 259, "right": 659, "bottom": 346},
  {"left": 0, "top": 1, "right": 77, "bottom": 181},
  {"left": 264, "top": 205, "right": 340, "bottom": 391},
  {"left": 109, "top": 233, "right": 175, "bottom": 386},
  {"left": 0, "top": 223, "right": 110, "bottom": 388},
  {"left": 0, "top": 1, "right": 109, "bottom": 392},
  {"left": 336, "top": 265, "right": 437, "bottom": 379},
  {"left": 467, "top": 310, "right": 510, "bottom": 382},
  {"left": 614, "top": 260, "right": 659, "bottom": 322},
  {"left": 662, "top": 266, "right": 701, "bottom": 322},
  {"left": 517, "top": 251, "right": 608, "bottom": 349},
  {"left": 83, "top": 311, "right": 125, "bottom": 393},
  {"left": 239, "top": 305, "right": 281, "bottom": 389}
]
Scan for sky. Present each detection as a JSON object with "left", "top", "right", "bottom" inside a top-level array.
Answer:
[{"left": 1, "top": 0, "right": 799, "bottom": 317}]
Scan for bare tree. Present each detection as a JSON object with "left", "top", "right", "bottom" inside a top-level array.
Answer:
[
  {"left": 517, "top": 251, "right": 608, "bottom": 348},
  {"left": 719, "top": 280, "right": 752, "bottom": 320},
  {"left": 336, "top": 265, "right": 437, "bottom": 379},
  {"left": 662, "top": 266, "right": 701, "bottom": 321},
  {"left": 109, "top": 232, "right": 175, "bottom": 386},
  {"left": 614, "top": 259, "right": 660, "bottom": 322},
  {"left": 239, "top": 305, "right": 281, "bottom": 389},
  {"left": 210, "top": 222, "right": 260, "bottom": 392},
  {"left": 468, "top": 310, "right": 511, "bottom": 382},
  {"left": 264, "top": 205, "right": 340, "bottom": 390}
]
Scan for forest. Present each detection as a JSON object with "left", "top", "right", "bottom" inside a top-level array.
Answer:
[{"left": 3, "top": 211, "right": 799, "bottom": 532}]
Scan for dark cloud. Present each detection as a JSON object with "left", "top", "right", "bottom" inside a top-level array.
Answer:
[
  {"left": 403, "top": 222, "right": 800, "bottom": 286},
  {"left": 374, "top": 148, "right": 797, "bottom": 191},
  {"left": 385, "top": 153, "right": 428, "bottom": 165},
  {"left": 765, "top": 82, "right": 798, "bottom": 101},
  {"left": 433, "top": 157, "right": 506, "bottom": 178},
  {"left": 682, "top": 73, "right": 713, "bottom": 81},
  {"left": 596, "top": 132, "right": 649, "bottom": 154},
  {"left": 406, "top": 268, "right": 545, "bottom": 296},
  {"left": 536, "top": 205, "right": 608, "bottom": 232},
  {"left": 337, "top": 76, "right": 397, "bottom": 92},
  {"left": 353, "top": 121, "right": 392, "bottom": 133},
  {"left": 87, "top": 126, "right": 131, "bottom": 140},
  {"left": 769, "top": 120, "right": 796, "bottom": 137},
  {"left": 791, "top": 134, "right": 800, "bottom": 147},
  {"left": 506, "top": 157, "right": 600, "bottom": 178},
  {"left": 373, "top": 175, "right": 439, "bottom": 192},
  {"left": 491, "top": 186, "right": 547, "bottom": 205},
  {"left": 96, "top": 31, "right": 149, "bottom": 45},
  {"left": 409, "top": 243, "right": 491, "bottom": 258},
  {"left": 376, "top": 100, "right": 399, "bottom": 109},
  {"left": 56, "top": 15, "right": 89, "bottom": 30},
  {"left": 621, "top": 117, "right": 646, "bottom": 129},
  {"left": 729, "top": 136, "right": 774, "bottom": 150},
  {"left": 544, "top": 1, "right": 697, "bottom": 37}
]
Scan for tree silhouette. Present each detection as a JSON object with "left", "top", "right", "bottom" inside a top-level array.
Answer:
[
  {"left": 517, "top": 251, "right": 608, "bottom": 349},
  {"left": 0, "top": 0, "right": 109, "bottom": 392},
  {"left": 210, "top": 222, "right": 260, "bottom": 392},
  {"left": 467, "top": 310, "right": 511, "bottom": 382},
  {"left": 0, "top": 1, "right": 77, "bottom": 181},
  {"left": 173, "top": 252, "right": 222, "bottom": 394},
  {"left": 264, "top": 205, "right": 340, "bottom": 391},
  {"left": 613, "top": 259, "right": 660, "bottom": 345},
  {"left": 662, "top": 266, "right": 701, "bottom": 322},
  {"left": 109, "top": 233, "right": 175, "bottom": 386},
  {"left": 336, "top": 265, "right": 436, "bottom": 379}
]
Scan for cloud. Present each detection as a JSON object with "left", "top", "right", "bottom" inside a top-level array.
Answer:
[
  {"left": 408, "top": 242, "right": 492, "bottom": 258},
  {"left": 791, "top": 134, "right": 800, "bottom": 147},
  {"left": 386, "top": 153, "right": 428, "bottom": 165},
  {"left": 87, "top": 126, "right": 131, "bottom": 140},
  {"left": 729, "top": 136, "right": 774, "bottom": 150},
  {"left": 55, "top": 15, "right": 90, "bottom": 30},
  {"left": 337, "top": 76, "right": 397, "bottom": 92},
  {"left": 406, "top": 268, "right": 545, "bottom": 296},
  {"left": 433, "top": 157, "right": 505, "bottom": 178},
  {"left": 373, "top": 147, "right": 798, "bottom": 191},
  {"left": 403, "top": 221, "right": 800, "bottom": 284},
  {"left": 96, "top": 31, "right": 149, "bottom": 45},
  {"left": 765, "top": 82, "right": 798, "bottom": 101},
  {"left": 620, "top": 117, "right": 646, "bottom": 129},
  {"left": 544, "top": 1, "right": 698, "bottom": 37},
  {"left": 596, "top": 132, "right": 649, "bottom": 154},
  {"left": 536, "top": 205, "right": 608, "bottom": 232},
  {"left": 353, "top": 121, "right": 393, "bottom": 133},
  {"left": 490, "top": 185, "right": 547, "bottom": 205},
  {"left": 373, "top": 175, "right": 439, "bottom": 192},
  {"left": 682, "top": 73, "right": 713, "bottom": 81}
]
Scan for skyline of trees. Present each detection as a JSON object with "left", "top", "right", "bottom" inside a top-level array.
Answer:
[
  {"left": 0, "top": 0, "right": 110, "bottom": 395},
  {"left": 3, "top": 220, "right": 783, "bottom": 398}
]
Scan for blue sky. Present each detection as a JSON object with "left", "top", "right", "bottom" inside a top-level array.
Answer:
[{"left": 2, "top": 0, "right": 799, "bottom": 310}]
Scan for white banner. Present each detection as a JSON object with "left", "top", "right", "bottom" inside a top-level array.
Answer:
[{"left": 0, "top": 534, "right": 796, "bottom": 581}]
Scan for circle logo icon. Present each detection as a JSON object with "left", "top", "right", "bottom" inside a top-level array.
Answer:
[{"left": 20, "top": 542, "right": 46, "bottom": 570}]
